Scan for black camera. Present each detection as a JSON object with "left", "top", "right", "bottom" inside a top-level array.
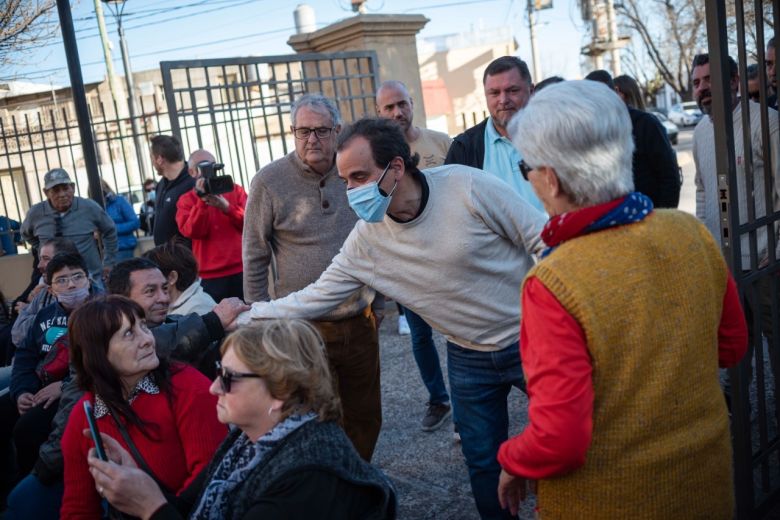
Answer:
[{"left": 196, "top": 160, "right": 234, "bottom": 196}]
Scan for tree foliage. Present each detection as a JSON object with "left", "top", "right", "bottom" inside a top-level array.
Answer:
[
  {"left": 0, "top": 0, "right": 57, "bottom": 71},
  {"left": 616, "top": 0, "right": 706, "bottom": 101}
]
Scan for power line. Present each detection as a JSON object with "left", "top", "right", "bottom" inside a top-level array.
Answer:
[
  {"left": 35, "top": 0, "right": 264, "bottom": 49},
  {"left": 14, "top": 24, "right": 301, "bottom": 78}
]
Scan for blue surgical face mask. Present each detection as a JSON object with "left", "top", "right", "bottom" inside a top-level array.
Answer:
[{"left": 347, "top": 162, "right": 397, "bottom": 223}]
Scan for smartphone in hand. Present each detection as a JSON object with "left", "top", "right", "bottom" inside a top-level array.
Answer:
[{"left": 83, "top": 401, "right": 108, "bottom": 461}]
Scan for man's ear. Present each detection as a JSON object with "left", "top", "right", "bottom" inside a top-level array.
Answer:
[{"left": 167, "top": 270, "right": 179, "bottom": 287}]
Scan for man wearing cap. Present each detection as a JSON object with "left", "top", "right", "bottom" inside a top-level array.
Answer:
[{"left": 21, "top": 168, "right": 118, "bottom": 283}]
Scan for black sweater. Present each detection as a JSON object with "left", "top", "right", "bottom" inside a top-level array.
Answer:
[{"left": 153, "top": 165, "right": 195, "bottom": 246}]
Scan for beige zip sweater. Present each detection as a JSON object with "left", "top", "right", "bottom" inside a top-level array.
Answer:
[{"left": 239, "top": 165, "right": 546, "bottom": 351}]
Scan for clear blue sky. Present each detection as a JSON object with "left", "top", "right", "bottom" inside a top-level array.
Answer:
[{"left": 6, "top": 0, "right": 587, "bottom": 86}]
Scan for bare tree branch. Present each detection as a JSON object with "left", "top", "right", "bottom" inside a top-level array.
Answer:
[
  {"left": 616, "top": 0, "right": 706, "bottom": 100},
  {"left": 0, "top": 0, "right": 57, "bottom": 71}
]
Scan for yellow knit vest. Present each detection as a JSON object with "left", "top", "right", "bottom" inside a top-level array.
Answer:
[{"left": 528, "top": 210, "right": 734, "bottom": 519}]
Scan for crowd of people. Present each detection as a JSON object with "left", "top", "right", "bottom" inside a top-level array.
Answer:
[{"left": 0, "top": 40, "right": 775, "bottom": 518}]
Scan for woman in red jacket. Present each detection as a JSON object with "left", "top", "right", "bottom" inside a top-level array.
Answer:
[{"left": 60, "top": 295, "right": 226, "bottom": 519}]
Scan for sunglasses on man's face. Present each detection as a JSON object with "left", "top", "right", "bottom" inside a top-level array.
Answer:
[{"left": 214, "top": 360, "right": 261, "bottom": 393}]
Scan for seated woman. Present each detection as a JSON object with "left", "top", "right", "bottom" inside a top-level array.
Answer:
[
  {"left": 143, "top": 240, "right": 216, "bottom": 316},
  {"left": 60, "top": 295, "right": 226, "bottom": 518},
  {"left": 87, "top": 320, "right": 396, "bottom": 519}
]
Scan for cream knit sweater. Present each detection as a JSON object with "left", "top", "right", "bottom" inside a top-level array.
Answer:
[{"left": 239, "top": 165, "right": 546, "bottom": 351}]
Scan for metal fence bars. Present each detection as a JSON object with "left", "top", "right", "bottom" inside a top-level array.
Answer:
[
  {"left": 0, "top": 87, "right": 168, "bottom": 255},
  {"left": 159, "top": 51, "right": 379, "bottom": 190},
  {"left": 705, "top": 0, "right": 780, "bottom": 517}
]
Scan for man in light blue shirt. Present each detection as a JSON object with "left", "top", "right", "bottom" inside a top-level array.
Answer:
[{"left": 446, "top": 56, "right": 545, "bottom": 212}]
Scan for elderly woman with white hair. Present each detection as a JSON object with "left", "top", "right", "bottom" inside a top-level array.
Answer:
[{"left": 496, "top": 80, "right": 748, "bottom": 519}]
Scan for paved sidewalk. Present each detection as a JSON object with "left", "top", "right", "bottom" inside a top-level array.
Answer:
[{"left": 372, "top": 309, "right": 534, "bottom": 519}]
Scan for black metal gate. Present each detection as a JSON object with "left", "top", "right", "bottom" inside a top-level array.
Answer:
[
  {"left": 159, "top": 51, "right": 378, "bottom": 188},
  {"left": 705, "top": 1, "right": 780, "bottom": 517}
]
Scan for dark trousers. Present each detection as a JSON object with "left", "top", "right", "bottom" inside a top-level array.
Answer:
[
  {"left": 0, "top": 394, "right": 59, "bottom": 503},
  {"left": 201, "top": 272, "right": 244, "bottom": 302},
  {"left": 312, "top": 310, "right": 381, "bottom": 462},
  {"left": 0, "top": 392, "right": 59, "bottom": 489}
]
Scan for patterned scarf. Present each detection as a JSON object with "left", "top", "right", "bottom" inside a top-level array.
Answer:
[
  {"left": 190, "top": 412, "right": 317, "bottom": 520},
  {"left": 540, "top": 192, "right": 654, "bottom": 258}
]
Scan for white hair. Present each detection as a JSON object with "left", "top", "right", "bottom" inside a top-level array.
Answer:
[
  {"left": 291, "top": 93, "right": 342, "bottom": 127},
  {"left": 508, "top": 80, "right": 634, "bottom": 207}
]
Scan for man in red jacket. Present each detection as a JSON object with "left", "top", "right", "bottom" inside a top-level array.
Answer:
[{"left": 176, "top": 149, "right": 247, "bottom": 301}]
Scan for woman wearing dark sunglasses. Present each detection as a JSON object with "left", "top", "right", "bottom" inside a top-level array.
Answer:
[{"left": 85, "top": 319, "right": 396, "bottom": 520}]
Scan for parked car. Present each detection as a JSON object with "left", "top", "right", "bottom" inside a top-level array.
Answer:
[
  {"left": 648, "top": 110, "right": 679, "bottom": 145},
  {"left": 667, "top": 102, "right": 703, "bottom": 127}
]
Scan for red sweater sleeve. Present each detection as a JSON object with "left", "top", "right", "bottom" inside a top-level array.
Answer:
[
  {"left": 176, "top": 190, "right": 211, "bottom": 239},
  {"left": 61, "top": 395, "right": 103, "bottom": 519},
  {"left": 170, "top": 366, "right": 227, "bottom": 490},
  {"left": 498, "top": 277, "right": 594, "bottom": 480},
  {"left": 225, "top": 185, "right": 247, "bottom": 232},
  {"left": 718, "top": 272, "right": 749, "bottom": 368}
]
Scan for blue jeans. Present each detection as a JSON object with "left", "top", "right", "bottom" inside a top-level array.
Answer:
[
  {"left": 6, "top": 474, "right": 63, "bottom": 519},
  {"left": 405, "top": 308, "right": 449, "bottom": 405},
  {"left": 447, "top": 341, "right": 525, "bottom": 520}
]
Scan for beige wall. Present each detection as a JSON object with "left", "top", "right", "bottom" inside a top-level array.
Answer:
[{"left": 418, "top": 41, "right": 517, "bottom": 136}]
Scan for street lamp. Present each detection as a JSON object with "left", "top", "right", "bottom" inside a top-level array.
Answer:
[{"left": 101, "top": 0, "right": 149, "bottom": 183}]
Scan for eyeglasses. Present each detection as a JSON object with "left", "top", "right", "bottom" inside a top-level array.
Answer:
[
  {"left": 215, "top": 360, "right": 261, "bottom": 393},
  {"left": 51, "top": 272, "right": 87, "bottom": 288},
  {"left": 518, "top": 159, "right": 535, "bottom": 181},
  {"left": 292, "top": 127, "right": 334, "bottom": 140}
]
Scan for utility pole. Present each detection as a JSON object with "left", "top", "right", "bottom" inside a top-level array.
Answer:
[
  {"left": 102, "top": 0, "right": 149, "bottom": 185},
  {"left": 527, "top": 0, "right": 542, "bottom": 81},
  {"left": 94, "top": 0, "right": 122, "bottom": 114},
  {"left": 605, "top": 0, "right": 621, "bottom": 76},
  {"left": 56, "top": 0, "right": 104, "bottom": 207}
]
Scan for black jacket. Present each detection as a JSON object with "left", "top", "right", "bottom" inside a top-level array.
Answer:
[
  {"left": 629, "top": 107, "right": 681, "bottom": 208},
  {"left": 152, "top": 420, "right": 396, "bottom": 520},
  {"left": 153, "top": 165, "right": 195, "bottom": 246},
  {"left": 445, "top": 119, "right": 488, "bottom": 169},
  {"left": 33, "top": 311, "right": 225, "bottom": 484}
]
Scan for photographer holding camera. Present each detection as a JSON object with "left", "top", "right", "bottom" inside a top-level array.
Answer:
[{"left": 176, "top": 149, "right": 247, "bottom": 301}]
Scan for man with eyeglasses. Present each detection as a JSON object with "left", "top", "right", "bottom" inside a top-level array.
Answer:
[
  {"left": 242, "top": 93, "right": 382, "bottom": 462},
  {"left": 1, "top": 252, "right": 100, "bottom": 502},
  {"left": 20, "top": 168, "right": 118, "bottom": 287}
]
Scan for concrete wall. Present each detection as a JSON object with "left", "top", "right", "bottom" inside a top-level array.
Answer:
[{"left": 288, "top": 14, "right": 430, "bottom": 128}]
